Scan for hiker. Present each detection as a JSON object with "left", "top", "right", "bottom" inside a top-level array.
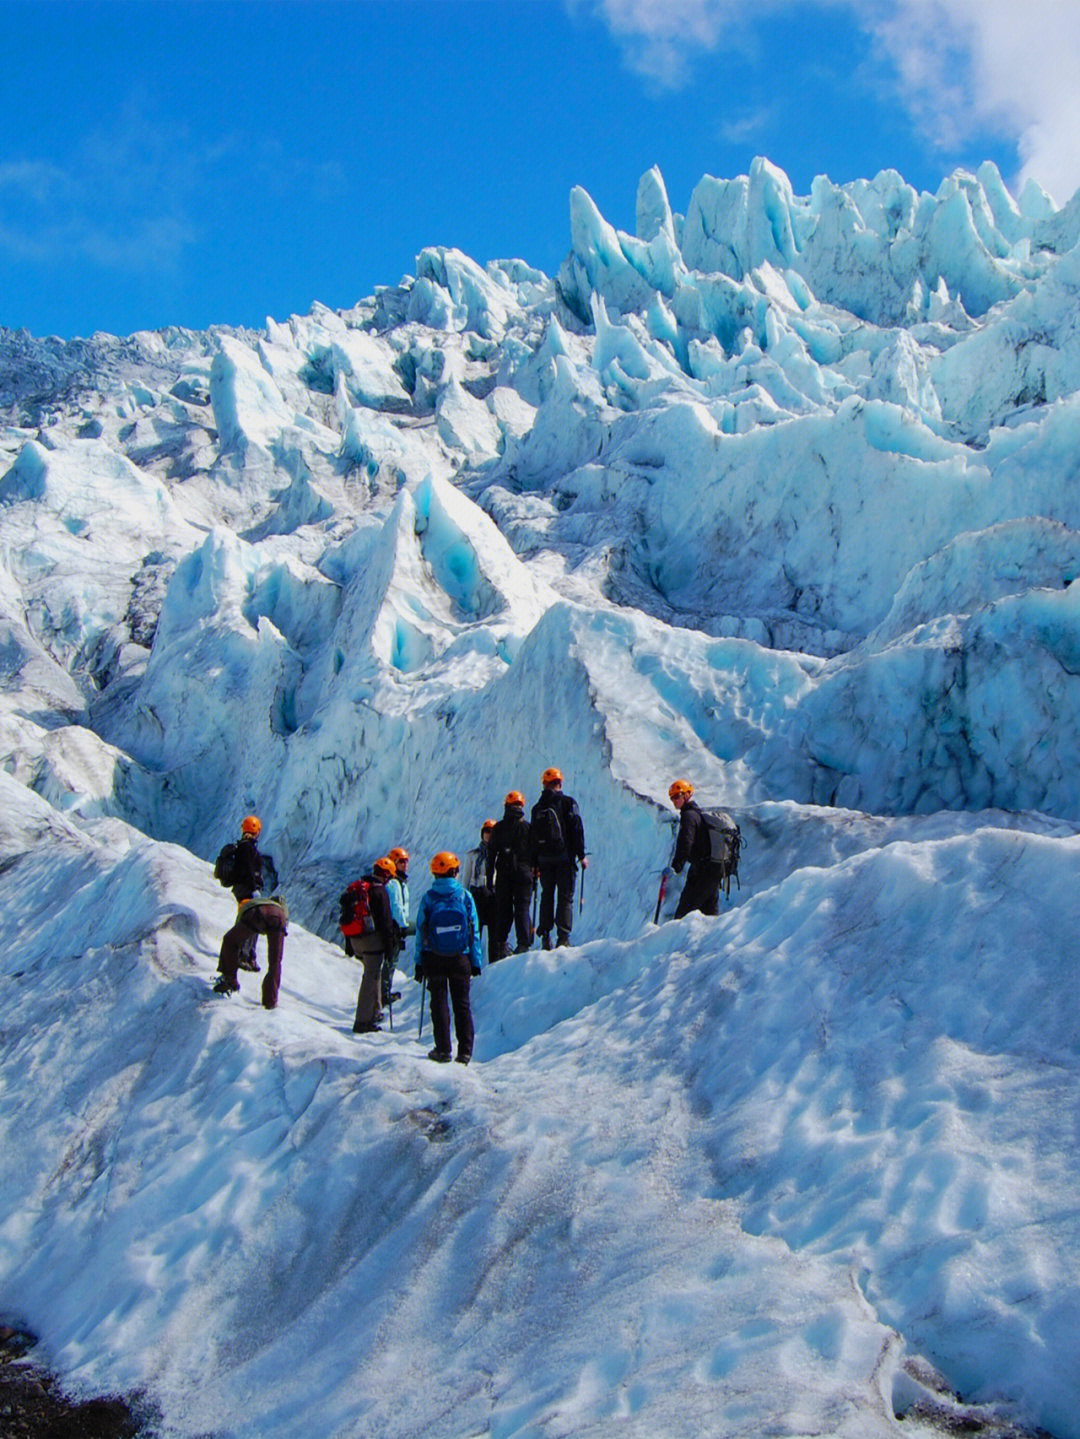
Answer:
[
  {"left": 461, "top": 819, "right": 496, "bottom": 954},
  {"left": 384, "top": 846, "right": 412, "bottom": 1009},
  {"left": 414, "top": 851, "right": 482, "bottom": 1064},
  {"left": 214, "top": 896, "right": 289, "bottom": 1007},
  {"left": 213, "top": 814, "right": 279, "bottom": 972},
  {"left": 341, "top": 857, "right": 397, "bottom": 1033},
  {"left": 668, "top": 780, "right": 721, "bottom": 917},
  {"left": 487, "top": 790, "right": 534, "bottom": 958},
  {"left": 529, "top": 767, "right": 587, "bottom": 949},
  {"left": 387, "top": 847, "right": 412, "bottom": 932}
]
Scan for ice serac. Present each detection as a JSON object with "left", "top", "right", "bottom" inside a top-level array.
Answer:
[{"left": 210, "top": 334, "right": 293, "bottom": 456}]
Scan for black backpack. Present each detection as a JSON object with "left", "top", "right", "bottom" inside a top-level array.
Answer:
[
  {"left": 532, "top": 803, "right": 564, "bottom": 859},
  {"left": 700, "top": 810, "right": 742, "bottom": 896},
  {"left": 214, "top": 843, "right": 239, "bottom": 888}
]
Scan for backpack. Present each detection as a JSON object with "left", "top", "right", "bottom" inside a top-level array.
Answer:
[
  {"left": 531, "top": 802, "right": 564, "bottom": 859},
  {"left": 700, "top": 810, "right": 742, "bottom": 896},
  {"left": 340, "top": 880, "right": 375, "bottom": 937},
  {"left": 214, "top": 843, "right": 239, "bottom": 888},
  {"left": 425, "top": 889, "right": 473, "bottom": 956}
]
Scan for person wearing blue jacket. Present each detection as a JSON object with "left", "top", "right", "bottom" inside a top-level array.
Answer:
[
  {"left": 381, "top": 847, "right": 410, "bottom": 1011},
  {"left": 414, "top": 851, "right": 482, "bottom": 1065}
]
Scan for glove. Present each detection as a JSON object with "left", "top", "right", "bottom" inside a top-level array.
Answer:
[
  {"left": 414, "top": 965, "right": 425, "bottom": 983},
  {"left": 471, "top": 965, "right": 482, "bottom": 978}
]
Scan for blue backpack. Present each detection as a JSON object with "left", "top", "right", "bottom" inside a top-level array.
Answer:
[{"left": 425, "top": 889, "right": 473, "bottom": 956}]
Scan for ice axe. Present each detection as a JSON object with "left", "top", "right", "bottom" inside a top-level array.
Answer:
[{"left": 653, "top": 868, "right": 671, "bottom": 925}]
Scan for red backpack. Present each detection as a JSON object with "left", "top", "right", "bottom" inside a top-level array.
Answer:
[{"left": 339, "top": 880, "right": 375, "bottom": 937}]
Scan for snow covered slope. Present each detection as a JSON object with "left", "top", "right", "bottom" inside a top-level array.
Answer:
[{"left": 2, "top": 157, "right": 1080, "bottom": 1437}]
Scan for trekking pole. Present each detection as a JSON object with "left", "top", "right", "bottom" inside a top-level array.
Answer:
[
  {"left": 579, "top": 855, "right": 587, "bottom": 914},
  {"left": 531, "top": 884, "right": 538, "bottom": 943},
  {"left": 417, "top": 979, "right": 426, "bottom": 1041}
]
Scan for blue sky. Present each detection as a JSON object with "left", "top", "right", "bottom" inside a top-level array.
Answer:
[{"left": 3, "top": 0, "right": 1078, "bottom": 340}]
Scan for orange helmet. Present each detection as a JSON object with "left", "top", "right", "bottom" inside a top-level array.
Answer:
[
  {"left": 481, "top": 818, "right": 496, "bottom": 835},
  {"left": 668, "top": 780, "right": 694, "bottom": 800},
  {"left": 373, "top": 856, "right": 397, "bottom": 879},
  {"left": 388, "top": 847, "right": 409, "bottom": 867},
  {"left": 505, "top": 790, "right": 525, "bottom": 807},
  {"left": 430, "top": 851, "right": 460, "bottom": 876},
  {"left": 240, "top": 815, "right": 262, "bottom": 837},
  {"left": 541, "top": 767, "right": 563, "bottom": 786}
]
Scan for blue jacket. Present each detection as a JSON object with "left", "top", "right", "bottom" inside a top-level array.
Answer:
[
  {"left": 387, "top": 876, "right": 409, "bottom": 928},
  {"left": 415, "top": 876, "right": 483, "bottom": 970}
]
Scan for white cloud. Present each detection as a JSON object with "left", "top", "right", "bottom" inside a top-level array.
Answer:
[
  {"left": 573, "top": 0, "right": 761, "bottom": 86},
  {"left": 858, "top": 0, "right": 1080, "bottom": 203},
  {"left": 580, "top": 0, "right": 1080, "bottom": 202},
  {"left": 720, "top": 107, "right": 776, "bottom": 145}
]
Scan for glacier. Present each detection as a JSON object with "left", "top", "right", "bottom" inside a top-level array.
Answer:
[{"left": 1, "top": 157, "right": 1080, "bottom": 1437}]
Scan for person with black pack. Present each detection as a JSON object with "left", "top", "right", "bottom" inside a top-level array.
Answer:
[
  {"left": 668, "top": 779, "right": 737, "bottom": 918},
  {"left": 340, "top": 857, "right": 397, "bottom": 1034},
  {"left": 213, "top": 814, "right": 279, "bottom": 972},
  {"left": 529, "top": 767, "right": 587, "bottom": 950},
  {"left": 414, "top": 851, "right": 482, "bottom": 1064},
  {"left": 214, "top": 895, "right": 290, "bottom": 1006},
  {"left": 488, "top": 790, "right": 534, "bottom": 958}
]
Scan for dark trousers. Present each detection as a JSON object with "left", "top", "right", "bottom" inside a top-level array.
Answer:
[
  {"left": 469, "top": 885, "right": 493, "bottom": 936},
  {"left": 423, "top": 951, "right": 474, "bottom": 1061},
  {"left": 231, "top": 888, "right": 259, "bottom": 966},
  {"left": 347, "top": 935, "right": 386, "bottom": 1028},
  {"left": 673, "top": 864, "right": 720, "bottom": 919},
  {"left": 379, "top": 934, "right": 403, "bottom": 1007},
  {"left": 471, "top": 886, "right": 504, "bottom": 961},
  {"left": 219, "top": 902, "right": 288, "bottom": 1007},
  {"left": 493, "top": 875, "right": 534, "bottom": 953},
  {"left": 537, "top": 860, "right": 576, "bottom": 943}
]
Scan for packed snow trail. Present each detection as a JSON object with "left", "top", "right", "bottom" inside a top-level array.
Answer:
[{"left": 2, "top": 775, "right": 1078, "bottom": 1436}]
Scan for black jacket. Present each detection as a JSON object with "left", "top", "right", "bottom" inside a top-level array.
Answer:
[
  {"left": 365, "top": 875, "right": 395, "bottom": 946},
  {"left": 232, "top": 836, "right": 278, "bottom": 901},
  {"left": 529, "top": 789, "right": 586, "bottom": 867},
  {"left": 672, "top": 799, "right": 710, "bottom": 874},
  {"left": 488, "top": 807, "right": 532, "bottom": 886}
]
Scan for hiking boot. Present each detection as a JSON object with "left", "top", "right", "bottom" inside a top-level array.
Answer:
[
  {"left": 455, "top": 1054, "right": 471, "bottom": 1066},
  {"left": 427, "top": 1048, "right": 452, "bottom": 1063},
  {"left": 514, "top": 943, "right": 531, "bottom": 954},
  {"left": 238, "top": 956, "right": 260, "bottom": 972},
  {"left": 540, "top": 932, "right": 552, "bottom": 950},
  {"left": 353, "top": 1020, "right": 382, "bottom": 1034},
  {"left": 388, "top": 991, "right": 402, "bottom": 1003},
  {"left": 212, "top": 977, "right": 239, "bottom": 995},
  {"left": 556, "top": 937, "right": 571, "bottom": 948}
]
